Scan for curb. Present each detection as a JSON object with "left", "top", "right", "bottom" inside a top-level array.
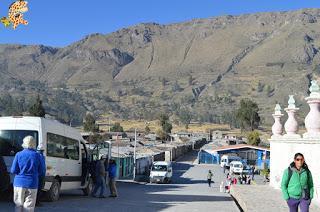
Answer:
[{"left": 117, "top": 180, "right": 148, "bottom": 185}]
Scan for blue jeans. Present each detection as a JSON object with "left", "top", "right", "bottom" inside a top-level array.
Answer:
[
  {"left": 287, "top": 198, "right": 311, "bottom": 212},
  {"left": 92, "top": 176, "right": 107, "bottom": 197}
]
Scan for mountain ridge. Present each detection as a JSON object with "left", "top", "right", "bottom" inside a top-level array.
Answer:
[{"left": 1, "top": 8, "right": 320, "bottom": 125}]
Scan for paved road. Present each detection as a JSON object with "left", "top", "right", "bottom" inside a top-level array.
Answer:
[{"left": 0, "top": 151, "right": 239, "bottom": 212}]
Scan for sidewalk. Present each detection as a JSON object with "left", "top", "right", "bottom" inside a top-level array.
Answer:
[{"left": 231, "top": 185, "right": 320, "bottom": 212}]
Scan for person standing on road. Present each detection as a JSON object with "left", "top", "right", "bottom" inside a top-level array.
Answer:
[
  {"left": 251, "top": 165, "right": 255, "bottom": 181},
  {"left": 10, "top": 136, "right": 46, "bottom": 212},
  {"left": 0, "top": 155, "right": 10, "bottom": 200},
  {"left": 108, "top": 159, "right": 118, "bottom": 197},
  {"left": 35, "top": 147, "right": 46, "bottom": 207},
  {"left": 207, "top": 170, "right": 213, "bottom": 187},
  {"left": 91, "top": 155, "right": 107, "bottom": 198},
  {"left": 281, "top": 153, "right": 314, "bottom": 212},
  {"left": 222, "top": 164, "right": 226, "bottom": 174}
]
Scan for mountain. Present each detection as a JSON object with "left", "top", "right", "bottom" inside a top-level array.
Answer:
[{"left": 1, "top": 8, "right": 320, "bottom": 126}]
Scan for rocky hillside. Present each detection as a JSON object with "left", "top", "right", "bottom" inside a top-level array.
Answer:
[{"left": 1, "top": 8, "right": 320, "bottom": 126}]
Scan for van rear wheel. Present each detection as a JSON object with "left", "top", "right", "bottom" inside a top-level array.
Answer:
[{"left": 47, "top": 179, "right": 60, "bottom": 202}]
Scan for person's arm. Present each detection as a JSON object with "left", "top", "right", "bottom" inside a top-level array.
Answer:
[
  {"left": 10, "top": 154, "right": 19, "bottom": 175},
  {"left": 281, "top": 169, "right": 290, "bottom": 200},
  {"left": 308, "top": 171, "right": 314, "bottom": 199}
]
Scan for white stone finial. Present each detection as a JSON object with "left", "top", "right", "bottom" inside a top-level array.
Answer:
[
  {"left": 272, "top": 104, "right": 284, "bottom": 138},
  {"left": 304, "top": 80, "right": 320, "bottom": 138},
  {"left": 288, "top": 95, "right": 296, "bottom": 109},
  {"left": 309, "top": 80, "right": 320, "bottom": 96},
  {"left": 274, "top": 104, "right": 282, "bottom": 115},
  {"left": 284, "top": 95, "right": 300, "bottom": 138}
]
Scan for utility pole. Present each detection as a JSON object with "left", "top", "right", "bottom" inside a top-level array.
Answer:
[
  {"left": 108, "top": 117, "right": 111, "bottom": 133},
  {"left": 133, "top": 128, "right": 137, "bottom": 181}
]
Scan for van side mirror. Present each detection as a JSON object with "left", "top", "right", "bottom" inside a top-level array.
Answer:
[{"left": 168, "top": 169, "right": 172, "bottom": 173}]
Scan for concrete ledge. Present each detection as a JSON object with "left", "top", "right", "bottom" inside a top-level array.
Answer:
[{"left": 230, "top": 185, "right": 320, "bottom": 212}]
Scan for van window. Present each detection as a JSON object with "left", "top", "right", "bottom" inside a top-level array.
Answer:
[
  {"left": 47, "top": 133, "right": 79, "bottom": 160},
  {"left": 0, "top": 130, "right": 38, "bottom": 156}
]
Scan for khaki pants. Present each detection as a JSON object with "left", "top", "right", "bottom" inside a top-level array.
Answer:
[
  {"left": 108, "top": 178, "right": 117, "bottom": 196},
  {"left": 14, "top": 187, "right": 38, "bottom": 212}
]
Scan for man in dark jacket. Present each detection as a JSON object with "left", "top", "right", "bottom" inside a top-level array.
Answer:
[
  {"left": 35, "top": 148, "right": 46, "bottom": 207},
  {"left": 281, "top": 153, "right": 314, "bottom": 212},
  {"left": 0, "top": 156, "right": 10, "bottom": 198},
  {"left": 108, "top": 159, "right": 118, "bottom": 197},
  {"left": 91, "top": 155, "right": 107, "bottom": 198}
]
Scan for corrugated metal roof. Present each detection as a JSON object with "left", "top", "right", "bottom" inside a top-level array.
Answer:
[{"left": 211, "top": 144, "right": 270, "bottom": 152}]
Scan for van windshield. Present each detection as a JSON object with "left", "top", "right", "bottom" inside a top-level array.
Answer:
[
  {"left": 152, "top": 165, "right": 167, "bottom": 171},
  {"left": 0, "top": 130, "right": 38, "bottom": 156},
  {"left": 234, "top": 164, "right": 243, "bottom": 168}
]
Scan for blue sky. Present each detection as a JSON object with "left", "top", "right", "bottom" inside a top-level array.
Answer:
[{"left": 0, "top": 0, "right": 320, "bottom": 47}]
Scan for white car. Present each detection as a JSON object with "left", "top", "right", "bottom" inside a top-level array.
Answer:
[
  {"left": 149, "top": 161, "right": 172, "bottom": 183},
  {"left": 220, "top": 155, "right": 242, "bottom": 168},
  {"left": 229, "top": 161, "right": 244, "bottom": 174}
]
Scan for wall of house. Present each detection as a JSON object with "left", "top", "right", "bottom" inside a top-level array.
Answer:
[{"left": 270, "top": 139, "right": 320, "bottom": 206}]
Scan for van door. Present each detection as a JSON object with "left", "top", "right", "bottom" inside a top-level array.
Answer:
[{"left": 64, "top": 139, "right": 82, "bottom": 189}]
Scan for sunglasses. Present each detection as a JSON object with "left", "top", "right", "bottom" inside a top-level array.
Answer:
[{"left": 295, "top": 158, "right": 304, "bottom": 161}]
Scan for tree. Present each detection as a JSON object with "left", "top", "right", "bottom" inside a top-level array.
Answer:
[
  {"left": 163, "top": 122, "right": 172, "bottom": 134},
  {"left": 247, "top": 130, "right": 261, "bottom": 146},
  {"left": 29, "top": 95, "right": 45, "bottom": 117},
  {"left": 83, "top": 113, "right": 99, "bottom": 132},
  {"left": 172, "top": 81, "right": 183, "bottom": 92},
  {"left": 188, "top": 75, "right": 194, "bottom": 86},
  {"left": 236, "top": 99, "right": 260, "bottom": 131},
  {"left": 177, "top": 108, "right": 192, "bottom": 129},
  {"left": 110, "top": 122, "right": 124, "bottom": 132},
  {"left": 145, "top": 126, "right": 151, "bottom": 134},
  {"left": 156, "top": 129, "right": 166, "bottom": 141},
  {"left": 158, "top": 113, "right": 172, "bottom": 140}
]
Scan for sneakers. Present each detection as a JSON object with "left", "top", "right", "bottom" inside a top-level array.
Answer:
[{"left": 109, "top": 194, "right": 117, "bottom": 198}]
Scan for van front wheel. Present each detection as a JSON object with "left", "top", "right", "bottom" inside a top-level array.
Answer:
[{"left": 47, "top": 179, "right": 60, "bottom": 202}]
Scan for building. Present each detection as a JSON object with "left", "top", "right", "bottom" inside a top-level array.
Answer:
[
  {"left": 198, "top": 144, "right": 270, "bottom": 168},
  {"left": 111, "top": 147, "right": 134, "bottom": 179},
  {"left": 270, "top": 82, "right": 320, "bottom": 206}
]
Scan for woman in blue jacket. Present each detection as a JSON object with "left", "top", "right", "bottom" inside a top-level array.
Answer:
[{"left": 11, "top": 136, "right": 46, "bottom": 212}]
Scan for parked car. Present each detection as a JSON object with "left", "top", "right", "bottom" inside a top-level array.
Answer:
[
  {"left": 149, "top": 161, "right": 172, "bottom": 183},
  {"left": 229, "top": 161, "right": 244, "bottom": 174},
  {"left": 220, "top": 155, "right": 242, "bottom": 168}
]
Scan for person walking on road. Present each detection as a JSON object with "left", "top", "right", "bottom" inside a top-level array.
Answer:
[
  {"left": 108, "top": 159, "right": 118, "bottom": 197},
  {"left": 91, "top": 155, "right": 108, "bottom": 198},
  {"left": 10, "top": 136, "right": 46, "bottom": 212},
  {"left": 223, "top": 164, "right": 226, "bottom": 174},
  {"left": 281, "top": 153, "right": 314, "bottom": 212},
  {"left": 207, "top": 170, "right": 213, "bottom": 187}
]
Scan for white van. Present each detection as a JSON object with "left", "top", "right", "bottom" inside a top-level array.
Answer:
[
  {"left": 220, "top": 155, "right": 242, "bottom": 168},
  {"left": 229, "top": 161, "right": 244, "bottom": 174},
  {"left": 149, "top": 161, "right": 172, "bottom": 183},
  {"left": 0, "top": 116, "right": 93, "bottom": 201}
]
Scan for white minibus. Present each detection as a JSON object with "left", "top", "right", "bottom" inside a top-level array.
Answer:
[{"left": 0, "top": 116, "right": 93, "bottom": 201}]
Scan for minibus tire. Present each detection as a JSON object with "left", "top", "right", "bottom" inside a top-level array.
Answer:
[
  {"left": 82, "top": 178, "right": 93, "bottom": 196},
  {"left": 47, "top": 179, "right": 60, "bottom": 202}
]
